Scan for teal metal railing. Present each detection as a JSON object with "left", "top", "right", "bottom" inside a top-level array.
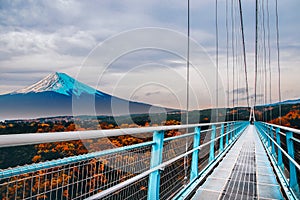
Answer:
[
  {"left": 0, "top": 121, "right": 249, "bottom": 200},
  {"left": 255, "top": 122, "right": 300, "bottom": 200}
]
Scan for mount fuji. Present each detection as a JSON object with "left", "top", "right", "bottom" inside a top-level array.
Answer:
[
  {"left": 0, "top": 72, "right": 170, "bottom": 120},
  {"left": 13, "top": 72, "right": 105, "bottom": 97}
]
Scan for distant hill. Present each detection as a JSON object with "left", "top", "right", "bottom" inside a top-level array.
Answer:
[
  {"left": 264, "top": 98, "right": 300, "bottom": 106},
  {"left": 0, "top": 72, "right": 174, "bottom": 120}
]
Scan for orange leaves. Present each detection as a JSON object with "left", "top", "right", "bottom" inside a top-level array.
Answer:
[
  {"left": 40, "top": 123, "right": 50, "bottom": 127},
  {"left": 144, "top": 121, "right": 150, "bottom": 126},
  {"left": 203, "top": 117, "right": 209, "bottom": 121},
  {"left": 37, "top": 195, "right": 48, "bottom": 199},
  {"left": 63, "top": 189, "right": 69, "bottom": 198},
  {"left": 230, "top": 109, "right": 237, "bottom": 114},
  {"left": 286, "top": 110, "right": 300, "bottom": 120},
  {"left": 99, "top": 163, "right": 105, "bottom": 172},
  {"left": 92, "top": 173, "right": 107, "bottom": 184},
  {"left": 140, "top": 186, "right": 147, "bottom": 191},
  {"left": 34, "top": 140, "right": 88, "bottom": 162},
  {"left": 66, "top": 123, "right": 76, "bottom": 131},
  {"left": 269, "top": 109, "right": 300, "bottom": 128},
  {"left": 32, "top": 155, "right": 41, "bottom": 162},
  {"left": 164, "top": 120, "right": 180, "bottom": 126}
]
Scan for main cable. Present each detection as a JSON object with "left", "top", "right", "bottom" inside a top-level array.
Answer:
[
  {"left": 275, "top": 0, "right": 282, "bottom": 125},
  {"left": 231, "top": 0, "right": 235, "bottom": 120},
  {"left": 254, "top": 0, "right": 258, "bottom": 109},
  {"left": 262, "top": 0, "right": 268, "bottom": 122},
  {"left": 266, "top": 0, "right": 272, "bottom": 121},
  {"left": 186, "top": 0, "right": 190, "bottom": 125},
  {"left": 226, "top": 0, "right": 230, "bottom": 116},
  {"left": 236, "top": 0, "right": 240, "bottom": 120},
  {"left": 238, "top": 0, "right": 250, "bottom": 108},
  {"left": 184, "top": 0, "right": 190, "bottom": 186}
]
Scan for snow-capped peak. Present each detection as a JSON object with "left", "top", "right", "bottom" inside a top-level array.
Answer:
[{"left": 14, "top": 72, "right": 105, "bottom": 96}]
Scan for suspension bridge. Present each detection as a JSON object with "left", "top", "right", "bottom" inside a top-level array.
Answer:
[
  {"left": 0, "top": 120, "right": 299, "bottom": 199},
  {"left": 0, "top": 0, "right": 299, "bottom": 199}
]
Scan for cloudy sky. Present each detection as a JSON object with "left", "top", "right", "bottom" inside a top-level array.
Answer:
[{"left": 0, "top": 0, "right": 299, "bottom": 110}]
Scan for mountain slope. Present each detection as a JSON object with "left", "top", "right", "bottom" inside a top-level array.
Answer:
[
  {"left": 14, "top": 72, "right": 106, "bottom": 97},
  {"left": 0, "top": 72, "right": 170, "bottom": 120},
  {"left": 263, "top": 98, "right": 300, "bottom": 107}
]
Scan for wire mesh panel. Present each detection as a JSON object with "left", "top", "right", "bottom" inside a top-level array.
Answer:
[
  {"left": 163, "top": 135, "right": 194, "bottom": 163},
  {"left": 101, "top": 175, "right": 149, "bottom": 200},
  {"left": 160, "top": 134, "right": 193, "bottom": 200},
  {"left": 277, "top": 133, "right": 291, "bottom": 180},
  {"left": 159, "top": 155, "right": 192, "bottom": 200},
  {"left": 198, "top": 129, "right": 211, "bottom": 172},
  {"left": 293, "top": 138, "right": 300, "bottom": 195},
  {"left": 294, "top": 137, "right": 300, "bottom": 164},
  {"left": 0, "top": 144, "right": 151, "bottom": 200},
  {"left": 222, "top": 125, "right": 228, "bottom": 149}
]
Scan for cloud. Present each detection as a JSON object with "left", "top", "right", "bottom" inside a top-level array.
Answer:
[
  {"left": 0, "top": 0, "right": 299, "bottom": 108},
  {"left": 145, "top": 91, "right": 161, "bottom": 97},
  {"left": 228, "top": 87, "right": 247, "bottom": 95}
]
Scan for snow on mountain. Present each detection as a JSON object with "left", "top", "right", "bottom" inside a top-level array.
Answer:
[{"left": 14, "top": 72, "right": 105, "bottom": 97}]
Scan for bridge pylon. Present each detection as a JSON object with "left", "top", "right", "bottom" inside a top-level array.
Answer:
[{"left": 249, "top": 106, "right": 256, "bottom": 124}]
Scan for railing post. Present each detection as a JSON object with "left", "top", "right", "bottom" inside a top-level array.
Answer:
[
  {"left": 148, "top": 130, "right": 164, "bottom": 200},
  {"left": 260, "top": 123, "right": 266, "bottom": 143},
  {"left": 238, "top": 122, "right": 242, "bottom": 135},
  {"left": 286, "top": 131, "right": 299, "bottom": 192},
  {"left": 209, "top": 125, "right": 216, "bottom": 162},
  {"left": 270, "top": 126, "right": 276, "bottom": 155},
  {"left": 219, "top": 124, "right": 224, "bottom": 152},
  {"left": 225, "top": 123, "right": 229, "bottom": 146},
  {"left": 230, "top": 123, "right": 233, "bottom": 142},
  {"left": 276, "top": 128, "right": 284, "bottom": 170},
  {"left": 190, "top": 126, "right": 201, "bottom": 182},
  {"left": 267, "top": 125, "right": 271, "bottom": 148},
  {"left": 234, "top": 122, "right": 238, "bottom": 138}
]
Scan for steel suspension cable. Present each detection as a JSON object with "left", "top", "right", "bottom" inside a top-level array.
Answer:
[
  {"left": 186, "top": 0, "right": 190, "bottom": 125},
  {"left": 238, "top": 0, "right": 250, "bottom": 108},
  {"left": 262, "top": 0, "right": 268, "bottom": 122},
  {"left": 235, "top": 0, "right": 240, "bottom": 120},
  {"left": 231, "top": 0, "right": 235, "bottom": 120},
  {"left": 257, "top": 0, "right": 262, "bottom": 120},
  {"left": 236, "top": 2, "right": 241, "bottom": 121},
  {"left": 275, "top": 0, "right": 282, "bottom": 125},
  {"left": 215, "top": 0, "right": 219, "bottom": 122},
  {"left": 184, "top": 0, "right": 190, "bottom": 186},
  {"left": 226, "top": 0, "right": 230, "bottom": 117},
  {"left": 254, "top": 0, "right": 258, "bottom": 109},
  {"left": 235, "top": 0, "right": 241, "bottom": 120},
  {"left": 266, "top": 0, "right": 272, "bottom": 121}
]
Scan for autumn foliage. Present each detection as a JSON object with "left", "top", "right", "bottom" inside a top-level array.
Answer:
[
  {"left": 269, "top": 110, "right": 300, "bottom": 128},
  {"left": 1, "top": 119, "right": 182, "bottom": 199}
]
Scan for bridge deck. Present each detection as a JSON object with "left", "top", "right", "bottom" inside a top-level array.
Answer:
[{"left": 192, "top": 125, "right": 284, "bottom": 200}]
